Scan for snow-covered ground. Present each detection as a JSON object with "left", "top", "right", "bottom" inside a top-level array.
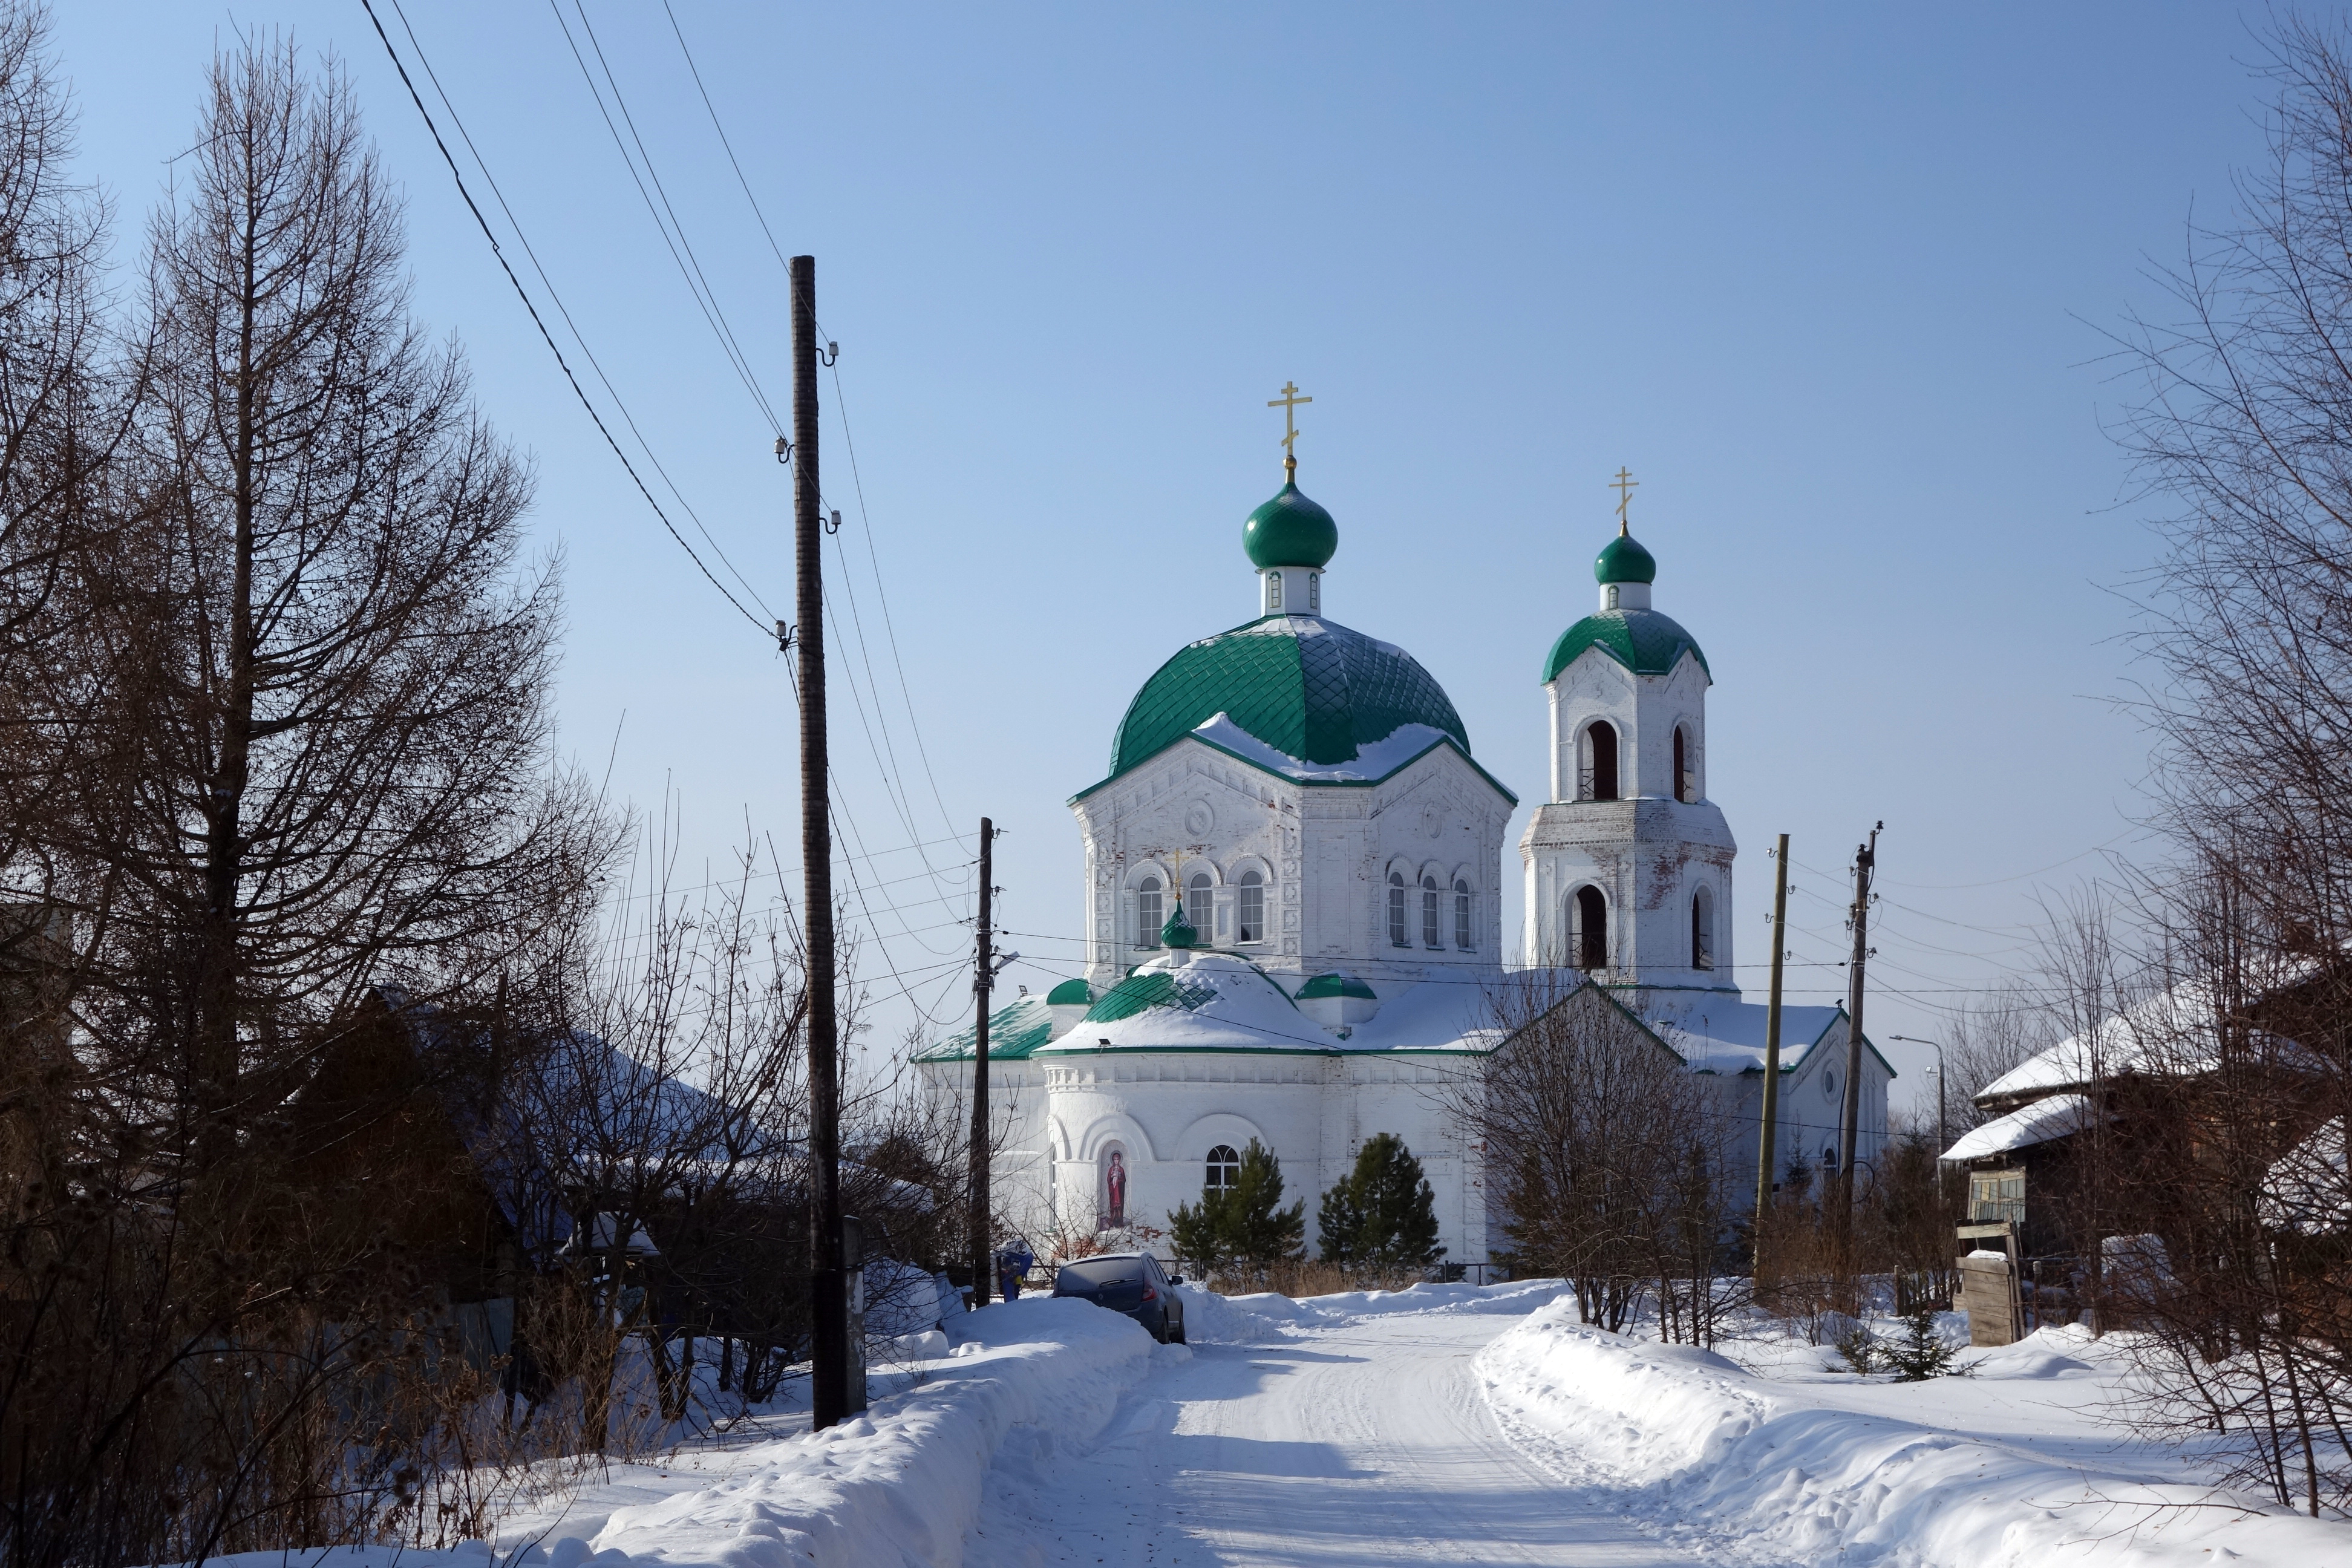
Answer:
[{"left": 181, "top": 1281, "right": 2352, "bottom": 1568}]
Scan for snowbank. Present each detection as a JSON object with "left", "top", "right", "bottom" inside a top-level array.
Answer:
[
  {"left": 188, "top": 1298, "right": 1155, "bottom": 1568},
  {"left": 585, "top": 1298, "right": 1152, "bottom": 1568},
  {"left": 1478, "top": 1296, "right": 2351, "bottom": 1567}
]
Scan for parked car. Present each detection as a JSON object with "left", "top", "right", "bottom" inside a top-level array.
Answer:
[{"left": 1051, "top": 1253, "right": 1187, "bottom": 1343}]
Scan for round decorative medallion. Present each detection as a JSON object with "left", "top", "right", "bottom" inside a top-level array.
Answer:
[
  {"left": 1420, "top": 803, "right": 1444, "bottom": 840},
  {"left": 1184, "top": 799, "right": 1215, "bottom": 837}
]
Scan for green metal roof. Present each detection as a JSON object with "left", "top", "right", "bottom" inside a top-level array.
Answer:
[
  {"left": 1541, "top": 608, "right": 1710, "bottom": 685},
  {"left": 1243, "top": 482, "right": 1339, "bottom": 569},
  {"left": 1296, "top": 972, "right": 1377, "bottom": 1001},
  {"left": 914, "top": 995, "right": 1061, "bottom": 1063},
  {"left": 1104, "top": 615, "right": 1469, "bottom": 780},
  {"left": 1595, "top": 532, "right": 1658, "bottom": 585},
  {"left": 1083, "top": 969, "right": 1224, "bottom": 1025},
  {"left": 1045, "top": 978, "right": 1094, "bottom": 1007}
]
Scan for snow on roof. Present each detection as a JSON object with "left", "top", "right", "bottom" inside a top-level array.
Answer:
[
  {"left": 2262, "top": 1117, "right": 2348, "bottom": 1235},
  {"left": 1189, "top": 714, "right": 1459, "bottom": 785},
  {"left": 1978, "top": 973, "right": 2315, "bottom": 1103},
  {"left": 1633, "top": 992, "right": 1852, "bottom": 1075},
  {"left": 1939, "top": 1093, "right": 2099, "bottom": 1164},
  {"left": 1031, "top": 950, "right": 1503, "bottom": 1056}
]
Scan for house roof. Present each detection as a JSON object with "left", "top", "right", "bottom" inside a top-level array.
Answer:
[
  {"left": 1977, "top": 972, "right": 2319, "bottom": 1105},
  {"left": 1939, "top": 1093, "right": 2100, "bottom": 1164}
]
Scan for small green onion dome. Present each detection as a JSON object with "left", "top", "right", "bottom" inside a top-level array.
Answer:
[
  {"left": 1295, "top": 972, "right": 1377, "bottom": 1002},
  {"left": 1243, "top": 482, "right": 1339, "bottom": 570},
  {"left": 1045, "top": 978, "right": 1094, "bottom": 1007},
  {"left": 1161, "top": 897, "right": 1198, "bottom": 950},
  {"left": 1595, "top": 532, "right": 1656, "bottom": 585}
]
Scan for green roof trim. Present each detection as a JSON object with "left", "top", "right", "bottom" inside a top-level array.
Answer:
[
  {"left": 1296, "top": 972, "right": 1377, "bottom": 1001},
  {"left": 1243, "top": 482, "right": 1339, "bottom": 569},
  {"left": 1103, "top": 615, "right": 1469, "bottom": 782},
  {"left": 914, "top": 995, "right": 1061, "bottom": 1064},
  {"left": 1045, "top": 978, "right": 1094, "bottom": 1007},
  {"left": 1595, "top": 532, "right": 1658, "bottom": 585},
  {"left": 1541, "top": 608, "right": 1710, "bottom": 685}
]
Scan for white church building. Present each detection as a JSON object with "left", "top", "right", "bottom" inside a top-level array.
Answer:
[{"left": 917, "top": 445, "right": 1893, "bottom": 1269}]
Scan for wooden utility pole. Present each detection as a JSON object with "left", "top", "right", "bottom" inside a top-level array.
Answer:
[
  {"left": 792, "top": 254, "right": 847, "bottom": 1430},
  {"left": 969, "top": 817, "right": 995, "bottom": 1307},
  {"left": 1834, "top": 821, "right": 1882, "bottom": 1236},
  {"left": 1753, "top": 832, "right": 1789, "bottom": 1271}
]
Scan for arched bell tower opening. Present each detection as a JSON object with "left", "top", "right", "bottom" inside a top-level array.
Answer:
[
  {"left": 1571, "top": 885, "right": 1609, "bottom": 970},
  {"left": 1578, "top": 721, "right": 1619, "bottom": 801}
]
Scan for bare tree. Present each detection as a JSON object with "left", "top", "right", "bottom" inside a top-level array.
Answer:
[{"left": 1468, "top": 974, "right": 1729, "bottom": 1338}]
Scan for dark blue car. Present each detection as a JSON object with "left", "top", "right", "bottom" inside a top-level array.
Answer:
[{"left": 1051, "top": 1253, "right": 1187, "bottom": 1344}]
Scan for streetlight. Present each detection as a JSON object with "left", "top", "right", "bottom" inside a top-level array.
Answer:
[{"left": 1888, "top": 1035, "right": 1949, "bottom": 1158}]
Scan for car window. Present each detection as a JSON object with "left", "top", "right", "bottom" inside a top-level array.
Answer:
[{"left": 1057, "top": 1258, "right": 1143, "bottom": 1287}]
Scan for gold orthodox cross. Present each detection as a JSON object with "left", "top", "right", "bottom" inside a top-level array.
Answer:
[
  {"left": 1269, "top": 381, "right": 1313, "bottom": 468},
  {"left": 1612, "top": 466, "right": 1638, "bottom": 534}
]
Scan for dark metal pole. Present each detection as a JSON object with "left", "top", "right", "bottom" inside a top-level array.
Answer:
[
  {"left": 1834, "top": 822, "right": 1881, "bottom": 1237},
  {"left": 792, "top": 255, "right": 846, "bottom": 1430},
  {"left": 1754, "top": 833, "right": 1789, "bottom": 1272},
  {"left": 970, "top": 818, "right": 995, "bottom": 1306}
]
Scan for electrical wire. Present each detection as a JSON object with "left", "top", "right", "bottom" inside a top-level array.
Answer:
[{"left": 363, "top": 0, "right": 772, "bottom": 637}]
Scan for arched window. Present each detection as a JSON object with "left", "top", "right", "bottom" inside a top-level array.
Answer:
[
  {"left": 1691, "top": 884, "right": 1714, "bottom": 970},
  {"left": 1205, "top": 1144, "right": 1241, "bottom": 1192},
  {"left": 1579, "top": 721, "right": 1619, "bottom": 801},
  {"left": 1572, "top": 885, "right": 1609, "bottom": 970},
  {"left": 1137, "top": 877, "right": 1162, "bottom": 950},
  {"left": 1821, "top": 1143, "right": 1841, "bottom": 1175},
  {"left": 1421, "top": 874, "right": 1442, "bottom": 947},
  {"left": 1237, "top": 869, "right": 1265, "bottom": 943},
  {"left": 1673, "top": 725, "right": 1693, "bottom": 803},
  {"left": 1388, "top": 871, "right": 1408, "bottom": 947},
  {"left": 1266, "top": 570, "right": 1282, "bottom": 613},
  {"left": 1454, "top": 878, "right": 1473, "bottom": 950}
]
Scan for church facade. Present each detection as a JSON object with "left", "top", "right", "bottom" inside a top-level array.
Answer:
[{"left": 917, "top": 445, "right": 1892, "bottom": 1270}]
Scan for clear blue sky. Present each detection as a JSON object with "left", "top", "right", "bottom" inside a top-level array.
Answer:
[{"left": 50, "top": 2, "right": 2296, "bottom": 1106}]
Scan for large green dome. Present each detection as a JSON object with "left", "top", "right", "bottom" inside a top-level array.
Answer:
[
  {"left": 1243, "top": 482, "right": 1339, "bottom": 569},
  {"left": 1104, "top": 615, "right": 1468, "bottom": 779}
]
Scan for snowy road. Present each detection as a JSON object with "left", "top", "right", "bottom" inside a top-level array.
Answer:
[{"left": 966, "top": 1302, "right": 1704, "bottom": 1568}]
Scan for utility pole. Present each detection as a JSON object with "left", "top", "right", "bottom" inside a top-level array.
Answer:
[
  {"left": 1753, "top": 832, "right": 1789, "bottom": 1273},
  {"left": 969, "top": 817, "right": 995, "bottom": 1307},
  {"left": 1834, "top": 822, "right": 1882, "bottom": 1239},
  {"left": 792, "top": 254, "right": 847, "bottom": 1431}
]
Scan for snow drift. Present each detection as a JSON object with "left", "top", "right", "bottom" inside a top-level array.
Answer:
[
  {"left": 585, "top": 1298, "right": 1153, "bottom": 1568},
  {"left": 1477, "top": 1295, "right": 2350, "bottom": 1567}
]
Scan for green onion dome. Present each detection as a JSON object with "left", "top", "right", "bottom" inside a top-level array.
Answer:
[
  {"left": 1243, "top": 482, "right": 1339, "bottom": 569},
  {"left": 1595, "top": 532, "right": 1657, "bottom": 585},
  {"left": 1160, "top": 897, "right": 1199, "bottom": 950}
]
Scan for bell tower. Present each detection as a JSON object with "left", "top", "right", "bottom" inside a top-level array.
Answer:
[{"left": 1520, "top": 495, "right": 1736, "bottom": 993}]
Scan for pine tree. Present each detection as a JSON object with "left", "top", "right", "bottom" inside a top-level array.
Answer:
[
  {"left": 1226, "top": 1139, "right": 1305, "bottom": 1266},
  {"left": 1173, "top": 1138, "right": 1303, "bottom": 1273},
  {"left": 1318, "top": 1133, "right": 1444, "bottom": 1270}
]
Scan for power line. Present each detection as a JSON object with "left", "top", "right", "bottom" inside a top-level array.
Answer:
[
  {"left": 550, "top": 0, "right": 786, "bottom": 436},
  {"left": 364, "top": 0, "right": 774, "bottom": 636}
]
